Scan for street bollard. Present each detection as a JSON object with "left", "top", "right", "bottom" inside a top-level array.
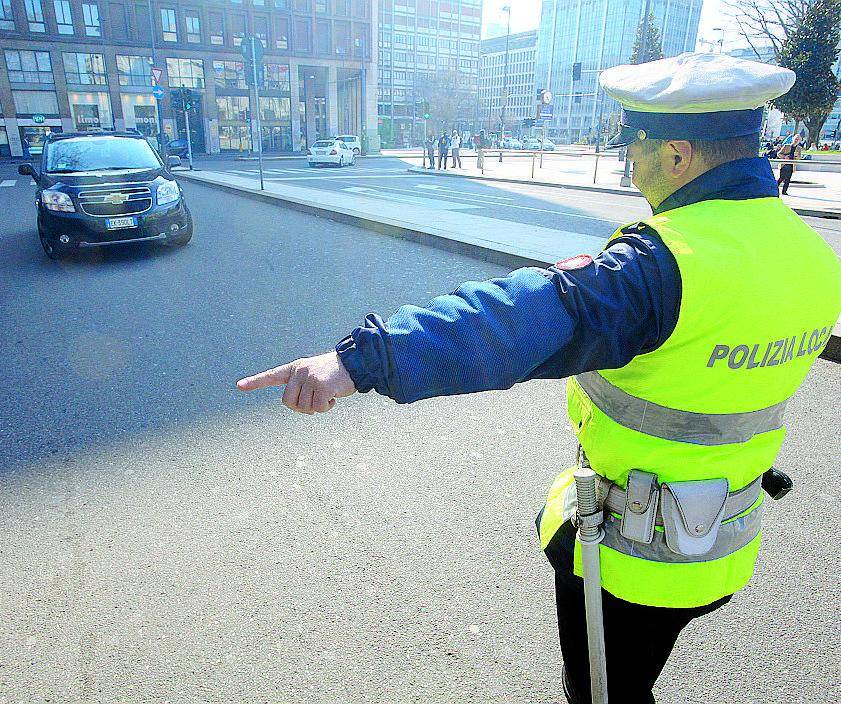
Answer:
[
  {"left": 575, "top": 466, "right": 609, "bottom": 704},
  {"left": 531, "top": 151, "right": 536, "bottom": 179},
  {"left": 593, "top": 154, "right": 600, "bottom": 184}
]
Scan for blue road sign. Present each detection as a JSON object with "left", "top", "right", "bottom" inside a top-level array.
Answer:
[{"left": 152, "top": 85, "right": 165, "bottom": 100}]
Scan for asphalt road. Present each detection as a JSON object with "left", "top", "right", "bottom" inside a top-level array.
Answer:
[
  {"left": 192, "top": 154, "right": 841, "bottom": 253},
  {"left": 0, "top": 170, "right": 839, "bottom": 703}
]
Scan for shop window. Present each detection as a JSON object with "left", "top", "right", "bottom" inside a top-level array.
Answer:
[
  {"left": 68, "top": 90, "right": 113, "bottom": 130},
  {"left": 218, "top": 125, "right": 251, "bottom": 152},
  {"left": 259, "top": 96, "right": 290, "bottom": 121},
  {"left": 0, "top": 0, "right": 14, "bottom": 30},
  {"left": 160, "top": 6, "right": 176, "bottom": 41},
  {"left": 166, "top": 57, "right": 204, "bottom": 88},
  {"left": 216, "top": 95, "right": 249, "bottom": 122},
  {"left": 117, "top": 55, "right": 152, "bottom": 86},
  {"left": 25, "top": 0, "right": 46, "bottom": 32},
  {"left": 20, "top": 126, "right": 62, "bottom": 156},
  {"left": 5, "top": 50, "right": 54, "bottom": 83},
  {"left": 274, "top": 15, "right": 288, "bottom": 49},
  {"left": 63, "top": 52, "right": 107, "bottom": 85},
  {"left": 82, "top": 2, "right": 100, "bottom": 36},
  {"left": 212, "top": 60, "right": 246, "bottom": 89},
  {"left": 209, "top": 11, "right": 223, "bottom": 44},
  {"left": 186, "top": 12, "right": 200, "bottom": 43},
  {"left": 53, "top": 0, "right": 73, "bottom": 34},
  {"left": 264, "top": 63, "right": 290, "bottom": 91}
]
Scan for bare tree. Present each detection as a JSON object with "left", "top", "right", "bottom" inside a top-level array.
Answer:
[
  {"left": 724, "top": 0, "right": 812, "bottom": 60},
  {"left": 416, "top": 71, "right": 476, "bottom": 133}
]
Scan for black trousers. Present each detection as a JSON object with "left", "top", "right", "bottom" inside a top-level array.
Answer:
[
  {"left": 778, "top": 163, "right": 794, "bottom": 194},
  {"left": 549, "top": 522, "right": 731, "bottom": 704},
  {"left": 438, "top": 149, "right": 449, "bottom": 169}
]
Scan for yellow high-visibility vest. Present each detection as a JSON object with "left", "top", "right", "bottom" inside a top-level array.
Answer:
[{"left": 537, "top": 196, "right": 841, "bottom": 608}]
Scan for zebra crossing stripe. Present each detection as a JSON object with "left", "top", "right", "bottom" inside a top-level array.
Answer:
[{"left": 0, "top": 179, "right": 16, "bottom": 187}]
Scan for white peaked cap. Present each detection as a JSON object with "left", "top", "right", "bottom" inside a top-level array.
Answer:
[{"left": 599, "top": 52, "right": 796, "bottom": 114}]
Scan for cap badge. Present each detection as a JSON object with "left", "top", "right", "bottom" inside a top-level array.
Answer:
[{"left": 637, "top": 129, "right": 647, "bottom": 141}]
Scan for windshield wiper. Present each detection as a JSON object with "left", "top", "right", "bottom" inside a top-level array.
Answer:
[{"left": 47, "top": 168, "right": 83, "bottom": 173}]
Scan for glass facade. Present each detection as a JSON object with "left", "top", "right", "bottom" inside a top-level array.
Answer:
[
  {"left": 63, "top": 53, "right": 107, "bottom": 85},
  {"left": 378, "top": 0, "right": 482, "bottom": 147},
  {"left": 5, "top": 50, "right": 54, "bottom": 84},
  {"left": 534, "top": 0, "right": 702, "bottom": 143}
]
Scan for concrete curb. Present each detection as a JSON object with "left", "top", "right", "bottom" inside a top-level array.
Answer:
[
  {"left": 405, "top": 167, "right": 841, "bottom": 220},
  {"left": 176, "top": 170, "right": 840, "bottom": 363},
  {"left": 174, "top": 171, "right": 548, "bottom": 270}
]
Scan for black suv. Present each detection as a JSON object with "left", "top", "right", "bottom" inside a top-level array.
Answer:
[{"left": 19, "top": 131, "right": 193, "bottom": 259}]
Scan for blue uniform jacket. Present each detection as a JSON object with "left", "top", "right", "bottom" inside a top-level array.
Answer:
[{"left": 335, "top": 157, "right": 779, "bottom": 403}]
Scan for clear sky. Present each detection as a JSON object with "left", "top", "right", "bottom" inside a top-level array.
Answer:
[{"left": 480, "top": 0, "right": 745, "bottom": 53}]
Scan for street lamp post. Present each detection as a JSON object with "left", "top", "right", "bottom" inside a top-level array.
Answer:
[
  {"left": 499, "top": 5, "right": 511, "bottom": 162},
  {"left": 147, "top": 0, "right": 165, "bottom": 154}
]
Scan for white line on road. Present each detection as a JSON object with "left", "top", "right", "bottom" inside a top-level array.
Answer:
[
  {"left": 415, "top": 183, "right": 515, "bottom": 201},
  {"left": 342, "top": 186, "right": 479, "bottom": 210},
  {"left": 0, "top": 180, "right": 16, "bottom": 187}
]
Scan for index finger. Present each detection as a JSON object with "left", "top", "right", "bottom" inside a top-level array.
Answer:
[{"left": 236, "top": 363, "right": 292, "bottom": 392}]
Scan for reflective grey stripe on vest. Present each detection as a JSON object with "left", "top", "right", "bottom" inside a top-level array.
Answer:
[
  {"left": 601, "top": 502, "right": 763, "bottom": 563},
  {"left": 575, "top": 372, "right": 788, "bottom": 446}
]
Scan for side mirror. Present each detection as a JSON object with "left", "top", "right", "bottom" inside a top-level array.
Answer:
[
  {"left": 18, "top": 162, "right": 37, "bottom": 179},
  {"left": 167, "top": 155, "right": 182, "bottom": 168}
]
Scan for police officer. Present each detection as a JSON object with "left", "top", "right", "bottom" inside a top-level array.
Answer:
[{"left": 238, "top": 54, "right": 841, "bottom": 702}]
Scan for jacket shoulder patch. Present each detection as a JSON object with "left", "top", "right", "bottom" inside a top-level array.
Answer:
[{"left": 553, "top": 254, "right": 594, "bottom": 270}]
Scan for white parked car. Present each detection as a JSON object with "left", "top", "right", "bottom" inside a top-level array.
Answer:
[
  {"left": 523, "top": 137, "right": 542, "bottom": 150},
  {"left": 307, "top": 138, "right": 356, "bottom": 167},
  {"left": 540, "top": 139, "right": 557, "bottom": 151},
  {"left": 503, "top": 137, "right": 523, "bottom": 149},
  {"left": 336, "top": 134, "right": 362, "bottom": 154}
]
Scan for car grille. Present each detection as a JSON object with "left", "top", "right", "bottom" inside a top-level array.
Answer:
[{"left": 78, "top": 187, "right": 153, "bottom": 217}]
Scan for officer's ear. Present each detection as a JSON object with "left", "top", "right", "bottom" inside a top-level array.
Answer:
[{"left": 663, "top": 140, "right": 694, "bottom": 178}]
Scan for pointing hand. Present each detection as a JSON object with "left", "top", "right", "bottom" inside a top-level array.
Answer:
[{"left": 236, "top": 352, "right": 356, "bottom": 415}]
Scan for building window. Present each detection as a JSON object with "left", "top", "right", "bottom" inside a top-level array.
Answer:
[
  {"left": 216, "top": 95, "right": 249, "bottom": 122},
  {"left": 264, "top": 63, "right": 290, "bottom": 91},
  {"left": 253, "top": 15, "right": 268, "bottom": 45},
  {"left": 5, "top": 50, "right": 53, "bottom": 83},
  {"left": 231, "top": 13, "right": 245, "bottom": 46},
  {"left": 25, "top": 0, "right": 46, "bottom": 32},
  {"left": 315, "top": 0, "right": 328, "bottom": 13},
  {"left": 212, "top": 60, "right": 245, "bottom": 89},
  {"left": 160, "top": 7, "right": 177, "bottom": 41},
  {"left": 294, "top": 17, "right": 311, "bottom": 52},
  {"left": 117, "top": 54, "right": 151, "bottom": 86},
  {"left": 293, "top": 0, "right": 310, "bottom": 10},
  {"left": 82, "top": 3, "right": 100, "bottom": 35},
  {"left": 62, "top": 52, "right": 107, "bottom": 85},
  {"left": 12, "top": 89, "right": 60, "bottom": 115},
  {"left": 259, "top": 96, "right": 290, "bottom": 121},
  {"left": 186, "top": 12, "right": 200, "bottom": 43},
  {"left": 53, "top": 0, "right": 73, "bottom": 33},
  {"left": 315, "top": 20, "right": 329, "bottom": 55},
  {"left": 274, "top": 16, "right": 288, "bottom": 50},
  {"left": 110, "top": 2, "right": 127, "bottom": 37},
  {"left": 209, "top": 11, "right": 223, "bottom": 44},
  {"left": 166, "top": 57, "right": 204, "bottom": 88},
  {"left": 0, "top": 0, "right": 13, "bottom": 30},
  {"left": 334, "top": 0, "right": 349, "bottom": 15}
]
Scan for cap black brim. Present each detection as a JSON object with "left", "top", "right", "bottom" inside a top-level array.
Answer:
[{"left": 606, "top": 125, "right": 638, "bottom": 148}]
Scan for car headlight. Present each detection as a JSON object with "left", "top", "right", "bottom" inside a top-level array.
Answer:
[
  {"left": 156, "top": 180, "right": 180, "bottom": 206},
  {"left": 41, "top": 190, "right": 75, "bottom": 213}
]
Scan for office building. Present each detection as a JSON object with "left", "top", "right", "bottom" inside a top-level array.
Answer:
[
  {"left": 377, "top": 0, "right": 482, "bottom": 147},
  {"left": 0, "top": 0, "right": 379, "bottom": 158},
  {"left": 534, "top": 0, "right": 703, "bottom": 143},
  {"left": 478, "top": 29, "right": 536, "bottom": 134}
]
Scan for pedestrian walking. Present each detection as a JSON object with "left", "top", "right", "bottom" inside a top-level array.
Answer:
[
  {"left": 424, "top": 133, "right": 435, "bottom": 170},
  {"left": 437, "top": 132, "right": 450, "bottom": 170},
  {"left": 777, "top": 134, "right": 802, "bottom": 195},
  {"left": 237, "top": 53, "right": 841, "bottom": 704},
  {"left": 450, "top": 130, "right": 462, "bottom": 168},
  {"left": 475, "top": 130, "right": 487, "bottom": 169}
]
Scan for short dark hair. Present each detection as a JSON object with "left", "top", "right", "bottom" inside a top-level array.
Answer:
[{"left": 636, "top": 134, "right": 760, "bottom": 167}]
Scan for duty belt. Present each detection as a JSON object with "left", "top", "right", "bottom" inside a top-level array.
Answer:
[{"left": 599, "top": 474, "right": 763, "bottom": 526}]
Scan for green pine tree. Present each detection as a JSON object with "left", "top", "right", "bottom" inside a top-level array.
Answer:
[
  {"left": 771, "top": 0, "right": 841, "bottom": 146},
  {"left": 629, "top": 10, "right": 665, "bottom": 64}
]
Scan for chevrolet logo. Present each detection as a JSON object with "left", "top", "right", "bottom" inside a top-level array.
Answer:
[{"left": 103, "top": 193, "right": 129, "bottom": 205}]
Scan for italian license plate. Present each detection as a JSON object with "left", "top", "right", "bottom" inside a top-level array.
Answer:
[{"left": 106, "top": 216, "right": 137, "bottom": 230}]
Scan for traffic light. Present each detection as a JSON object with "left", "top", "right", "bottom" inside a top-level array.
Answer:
[
  {"left": 572, "top": 62, "right": 582, "bottom": 81},
  {"left": 183, "top": 89, "right": 195, "bottom": 111},
  {"left": 422, "top": 100, "right": 430, "bottom": 120}
]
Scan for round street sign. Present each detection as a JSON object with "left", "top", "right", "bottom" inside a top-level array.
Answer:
[
  {"left": 152, "top": 85, "right": 165, "bottom": 100},
  {"left": 240, "top": 35, "right": 265, "bottom": 62},
  {"left": 32, "top": 114, "right": 45, "bottom": 124}
]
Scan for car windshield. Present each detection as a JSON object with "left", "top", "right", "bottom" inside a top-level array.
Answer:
[
  {"left": 313, "top": 140, "right": 334, "bottom": 147},
  {"left": 45, "top": 136, "right": 160, "bottom": 173},
  {"left": 337, "top": 137, "right": 355, "bottom": 142}
]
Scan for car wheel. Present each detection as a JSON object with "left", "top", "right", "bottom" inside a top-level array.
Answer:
[
  {"left": 166, "top": 209, "right": 193, "bottom": 247},
  {"left": 38, "top": 227, "right": 66, "bottom": 260},
  {"left": 353, "top": 147, "right": 360, "bottom": 155}
]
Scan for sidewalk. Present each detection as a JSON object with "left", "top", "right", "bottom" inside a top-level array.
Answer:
[
  {"left": 175, "top": 167, "right": 840, "bottom": 361},
  {"left": 404, "top": 151, "right": 841, "bottom": 219}
]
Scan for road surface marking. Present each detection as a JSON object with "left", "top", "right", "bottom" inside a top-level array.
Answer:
[
  {"left": 341, "top": 186, "right": 479, "bottom": 210},
  {"left": 415, "top": 183, "right": 515, "bottom": 200},
  {"left": 0, "top": 180, "right": 16, "bottom": 187}
]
